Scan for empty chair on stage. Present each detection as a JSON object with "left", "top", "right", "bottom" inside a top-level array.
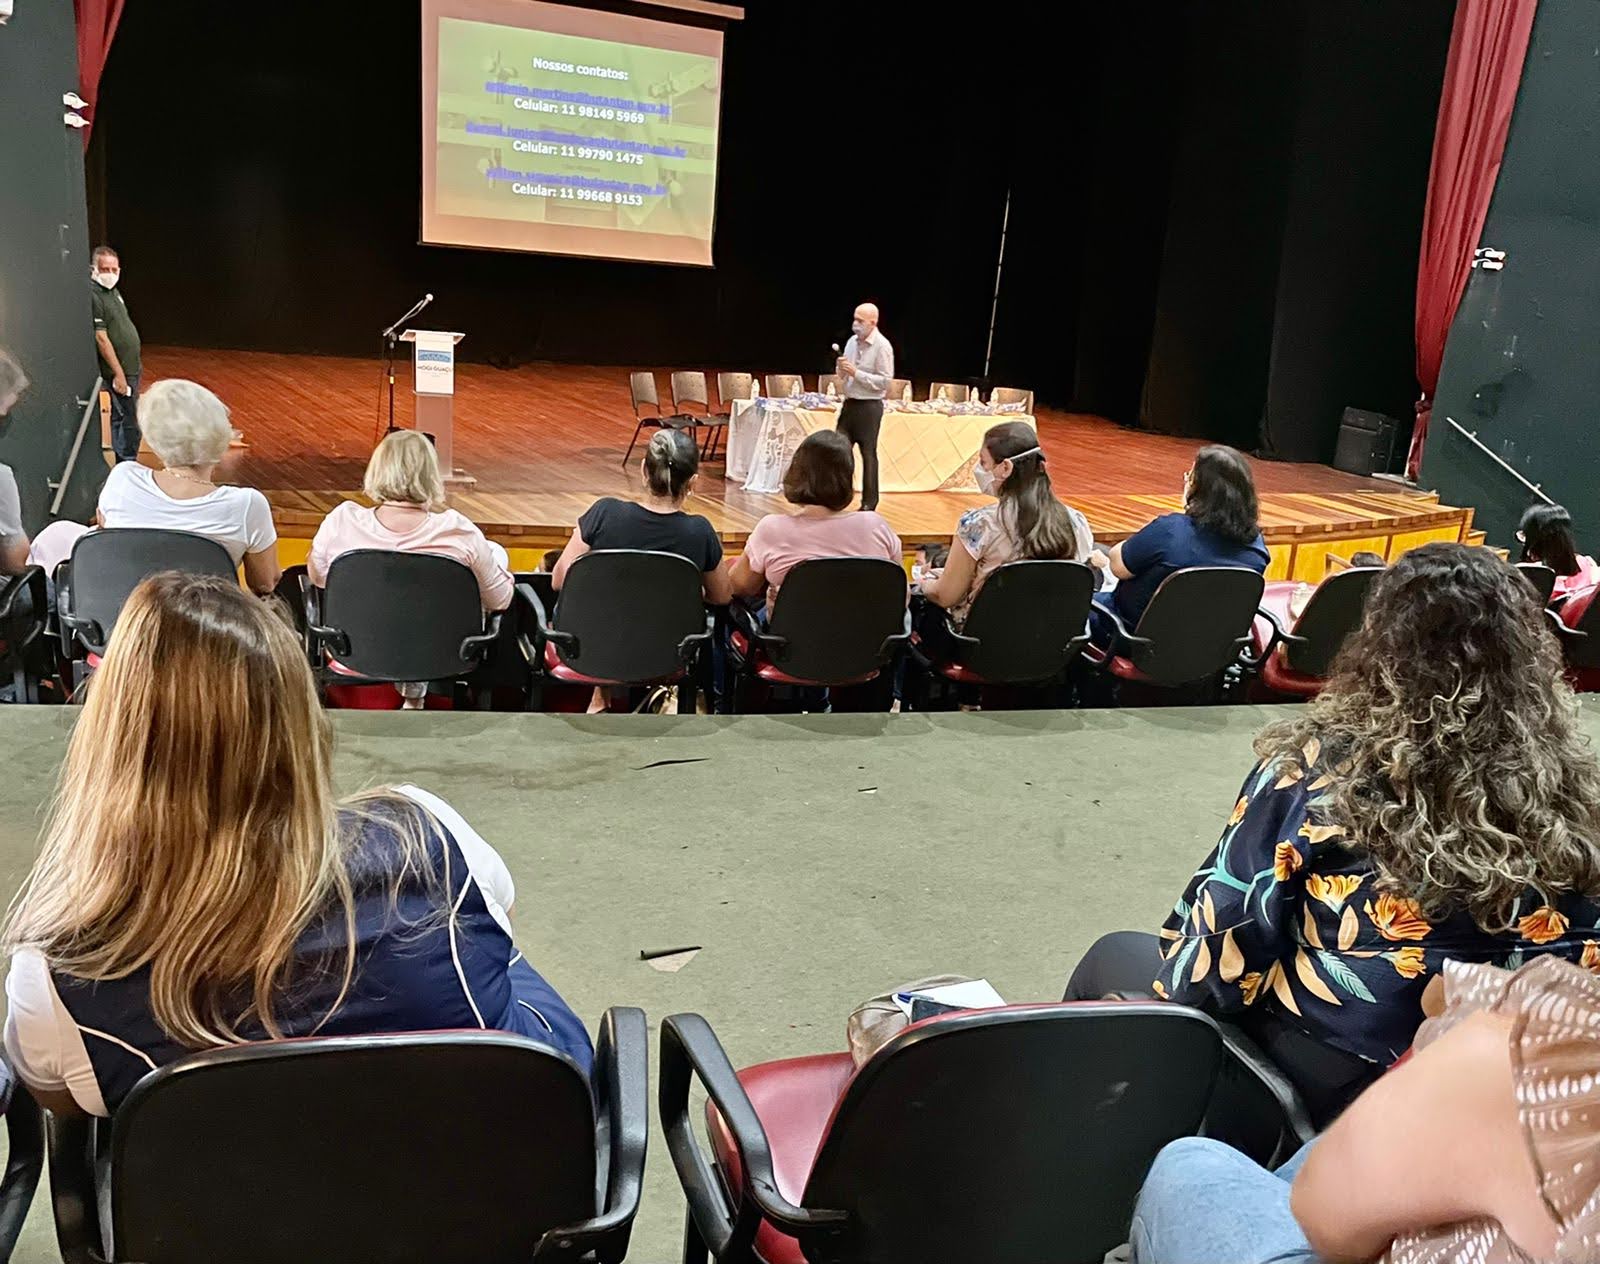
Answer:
[
  {"left": 763, "top": 374, "right": 804, "bottom": 399},
  {"left": 928, "top": 381, "right": 969, "bottom": 404},
  {"left": 991, "top": 386, "right": 1034, "bottom": 412}
]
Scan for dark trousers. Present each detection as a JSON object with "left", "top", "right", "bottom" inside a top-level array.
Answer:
[
  {"left": 109, "top": 372, "right": 142, "bottom": 462},
  {"left": 1065, "top": 930, "right": 1381, "bottom": 1128},
  {"left": 836, "top": 397, "right": 884, "bottom": 510}
]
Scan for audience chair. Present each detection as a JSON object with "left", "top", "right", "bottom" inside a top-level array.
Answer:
[
  {"left": 624, "top": 371, "right": 696, "bottom": 468},
  {"left": 1554, "top": 585, "right": 1600, "bottom": 691},
  {"left": 1247, "top": 566, "right": 1381, "bottom": 700},
  {"left": 1517, "top": 561, "right": 1558, "bottom": 606},
  {"left": 1083, "top": 566, "right": 1265, "bottom": 699},
  {"left": 991, "top": 386, "right": 1034, "bottom": 413},
  {"left": 0, "top": 566, "right": 48, "bottom": 703},
  {"left": 816, "top": 373, "right": 842, "bottom": 397},
  {"left": 661, "top": 1002, "right": 1224, "bottom": 1264},
  {"left": 711, "top": 373, "right": 755, "bottom": 463},
  {"left": 888, "top": 378, "right": 913, "bottom": 402},
  {"left": 763, "top": 375, "right": 804, "bottom": 399},
  {"left": 303, "top": 550, "right": 501, "bottom": 708},
  {"left": 914, "top": 560, "right": 1095, "bottom": 707},
  {"left": 671, "top": 371, "right": 727, "bottom": 464},
  {"left": 928, "top": 381, "right": 969, "bottom": 404},
  {"left": 519, "top": 551, "right": 713, "bottom": 714},
  {"left": 56, "top": 529, "right": 238, "bottom": 683},
  {"left": 727, "top": 558, "right": 909, "bottom": 711},
  {"left": 47, "top": 1013, "right": 647, "bottom": 1264},
  {"left": 0, "top": 1055, "right": 44, "bottom": 1262}
]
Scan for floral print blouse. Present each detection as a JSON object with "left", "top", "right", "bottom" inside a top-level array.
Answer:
[{"left": 1154, "top": 738, "right": 1600, "bottom": 1066}]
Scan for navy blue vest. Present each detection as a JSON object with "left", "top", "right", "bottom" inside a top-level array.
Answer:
[{"left": 51, "top": 801, "right": 592, "bottom": 1111}]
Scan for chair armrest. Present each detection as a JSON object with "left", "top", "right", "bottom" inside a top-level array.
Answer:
[
  {"left": 676, "top": 613, "right": 714, "bottom": 666},
  {"left": 0, "top": 566, "right": 47, "bottom": 647},
  {"left": 53, "top": 562, "right": 75, "bottom": 660},
  {"left": 515, "top": 582, "right": 577, "bottom": 661},
  {"left": 1082, "top": 601, "right": 1149, "bottom": 667},
  {"left": 1240, "top": 605, "right": 1303, "bottom": 671},
  {"left": 1206, "top": 1021, "right": 1318, "bottom": 1168},
  {"left": 47, "top": 1112, "right": 104, "bottom": 1264},
  {"left": 457, "top": 612, "right": 503, "bottom": 664},
  {"left": 727, "top": 601, "right": 786, "bottom": 657},
  {"left": 1547, "top": 607, "right": 1586, "bottom": 643},
  {"left": 659, "top": 1014, "right": 845, "bottom": 1259},
  {"left": 537, "top": 1007, "right": 648, "bottom": 1264},
  {"left": 876, "top": 608, "right": 914, "bottom": 661},
  {"left": 0, "top": 1073, "right": 43, "bottom": 1259}
]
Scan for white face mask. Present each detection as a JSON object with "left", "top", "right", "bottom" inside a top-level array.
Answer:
[
  {"left": 975, "top": 446, "right": 1041, "bottom": 495},
  {"left": 851, "top": 320, "right": 866, "bottom": 336},
  {"left": 93, "top": 270, "right": 119, "bottom": 289}
]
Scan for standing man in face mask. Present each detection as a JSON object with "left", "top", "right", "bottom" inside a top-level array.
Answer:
[
  {"left": 835, "top": 301, "right": 893, "bottom": 512},
  {"left": 89, "top": 245, "right": 143, "bottom": 462}
]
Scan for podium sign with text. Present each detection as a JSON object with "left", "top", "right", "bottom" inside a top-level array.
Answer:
[{"left": 399, "top": 330, "right": 472, "bottom": 484}]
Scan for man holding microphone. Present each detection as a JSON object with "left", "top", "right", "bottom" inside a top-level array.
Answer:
[{"left": 836, "top": 301, "right": 893, "bottom": 512}]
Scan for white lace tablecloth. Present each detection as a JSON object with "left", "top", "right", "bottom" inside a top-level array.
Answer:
[{"left": 726, "top": 397, "right": 1029, "bottom": 494}]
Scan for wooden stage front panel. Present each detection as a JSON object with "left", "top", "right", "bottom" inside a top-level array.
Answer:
[{"left": 143, "top": 347, "right": 1476, "bottom": 579}]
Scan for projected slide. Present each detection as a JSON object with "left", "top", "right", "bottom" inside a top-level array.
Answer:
[{"left": 421, "top": 0, "right": 724, "bottom": 266}]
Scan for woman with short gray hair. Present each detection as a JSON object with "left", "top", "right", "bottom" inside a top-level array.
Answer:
[{"left": 96, "top": 378, "right": 280, "bottom": 594}]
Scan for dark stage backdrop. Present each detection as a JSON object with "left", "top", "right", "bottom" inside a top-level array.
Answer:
[
  {"left": 1423, "top": 0, "right": 1600, "bottom": 550},
  {"left": 93, "top": 1, "right": 1449, "bottom": 456},
  {"left": 0, "top": 0, "right": 107, "bottom": 528}
]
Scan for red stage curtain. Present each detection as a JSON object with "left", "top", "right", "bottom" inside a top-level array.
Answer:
[
  {"left": 73, "top": 0, "right": 126, "bottom": 145},
  {"left": 1409, "top": 0, "right": 1538, "bottom": 479}
]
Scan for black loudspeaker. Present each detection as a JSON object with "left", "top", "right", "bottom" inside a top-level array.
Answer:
[{"left": 1332, "top": 408, "right": 1402, "bottom": 476}]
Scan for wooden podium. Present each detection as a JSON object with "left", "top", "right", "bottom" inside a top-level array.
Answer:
[{"left": 399, "top": 329, "right": 473, "bottom": 486}]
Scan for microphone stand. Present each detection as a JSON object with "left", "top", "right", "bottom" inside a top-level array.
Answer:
[{"left": 380, "top": 294, "right": 433, "bottom": 436}]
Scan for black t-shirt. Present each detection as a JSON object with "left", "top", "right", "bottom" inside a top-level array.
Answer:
[{"left": 576, "top": 497, "right": 723, "bottom": 572}]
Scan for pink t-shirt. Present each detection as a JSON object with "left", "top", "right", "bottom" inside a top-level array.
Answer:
[
  {"left": 307, "top": 501, "right": 514, "bottom": 610},
  {"left": 1555, "top": 555, "right": 1600, "bottom": 601},
  {"left": 742, "top": 509, "right": 903, "bottom": 612}
]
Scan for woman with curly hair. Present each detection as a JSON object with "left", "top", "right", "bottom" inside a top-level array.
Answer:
[{"left": 1066, "top": 542, "right": 1600, "bottom": 1126}]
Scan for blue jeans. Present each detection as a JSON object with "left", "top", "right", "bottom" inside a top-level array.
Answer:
[
  {"left": 110, "top": 372, "right": 141, "bottom": 462},
  {"left": 1130, "top": 1137, "right": 1319, "bottom": 1264}
]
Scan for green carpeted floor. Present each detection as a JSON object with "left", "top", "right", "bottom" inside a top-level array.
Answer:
[{"left": 3, "top": 700, "right": 1597, "bottom": 1260}]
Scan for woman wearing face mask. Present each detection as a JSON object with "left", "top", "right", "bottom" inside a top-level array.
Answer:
[{"left": 917, "top": 422, "right": 1095, "bottom": 634}]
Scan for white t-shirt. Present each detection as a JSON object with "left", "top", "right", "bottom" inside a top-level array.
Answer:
[
  {"left": 2, "top": 786, "right": 515, "bottom": 1116},
  {"left": 97, "top": 463, "right": 276, "bottom": 565}
]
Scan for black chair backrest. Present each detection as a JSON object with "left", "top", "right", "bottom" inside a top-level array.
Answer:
[
  {"left": 1562, "top": 586, "right": 1600, "bottom": 669},
  {"left": 64, "top": 528, "right": 238, "bottom": 654},
  {"left": 554, "top": 550, "right": 708, "bottom": 682},
  {"left": 107, "top": 1033, "right": 595, "bottom": 1264},
  {"left": 766, "top": 558, "right": 908, "bottom": 683},
  {"left": 803, "top": 1004, "right": 1222, "bottom": 1264},
  {"left": 1518, "top": 562, "right": 1558, "bottom": 606},
  {"left": 0, "top": 1055, "right": 43, "bottom": 1259},
  {"left": 716, "top": 372, "right": 754, "bottom": 407},
  {"left": 1282, "top": 566, "right": 1381, "bottom": 677},
  {"left": 1128, "top": 566, "right": 1266, "bottom": 684},
  {"left": 765, "top": 374, "right": 803, "bottom": 398},
  {"left": 629, "top": 371, "right": 660, "bottom": 415},
  {"left": 670, "top": 371, "right": 709, "bottom": 412},
  {"left": 956, "top": 560, "right": 1095, "bottom": 681},
  {"left": 929, "top": 381, "right": 969, "bottom": 403},
  {"left": 320, "top": 550, "right": 488, "bottom": 680}
]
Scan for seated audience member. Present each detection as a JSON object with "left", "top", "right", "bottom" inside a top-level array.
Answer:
[
  {"left": 1132, "top": 955, "right": 1588, "bottom": 1264},
  {"left": 1088, "top": 444, "right": 1268, "bottom": 628},
  {"left": 1520, "top": 502, "right": 1600, "bottom": 600},
  {"left": 553, "top": 429, "right": 730, "bottom": 604},
  {"left": 2, "top": 573, "right": 590, "bottom": 1117},
  {"left": 0, "top": 350, "right": 33, "bottom": 578},
  {"left": 1066, "top": 543, "right": 1600, "bottom": 1125},
  {"left": 729, "top": 430, "right": 902, "bottom": 616},
  {"left": 913, "top": 541, "right": 949, "bottom": 577},
  {"left": 309, "top": 429, "right": 511, "bottom": 610},
  {"left": 97, "top": 379, "right": 280, "bottom": 594},
  {"left": 916, "top": 422, "right": 1094, "bottom": 642}
]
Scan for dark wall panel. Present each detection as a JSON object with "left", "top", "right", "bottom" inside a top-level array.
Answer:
[
  {"left": 0, "top": 0, "right": 106, "bottom": 527},
  {"left": 1424, "top": 0, "right": 1600, "bottom": 550}
]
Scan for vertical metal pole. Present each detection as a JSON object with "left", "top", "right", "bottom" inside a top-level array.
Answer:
[{"left": 982, "top": 187, "right": 1012, "bottom": 382}]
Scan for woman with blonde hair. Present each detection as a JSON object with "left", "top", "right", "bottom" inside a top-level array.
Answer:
[
  {"left": 308, "top": 429, "right": 512, "bottom": 609},
  {"left": 1067, "top": 543, "right": 1600, "bottom": 1125},
  {"left": 96, "top": 378, "right": 280, "bottom": 594},
  {"left": 2, "top": 573, "right": 589, "bottom": 1115}
]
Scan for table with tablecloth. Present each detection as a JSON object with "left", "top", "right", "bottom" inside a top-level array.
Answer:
[{"left": 726, "top": 396, "right": 1031, "bottom": 494}]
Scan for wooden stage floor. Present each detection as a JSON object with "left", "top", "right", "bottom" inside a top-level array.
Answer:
[{"left": 146, "top": 347, "right": 1476, "bottom": 580}]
